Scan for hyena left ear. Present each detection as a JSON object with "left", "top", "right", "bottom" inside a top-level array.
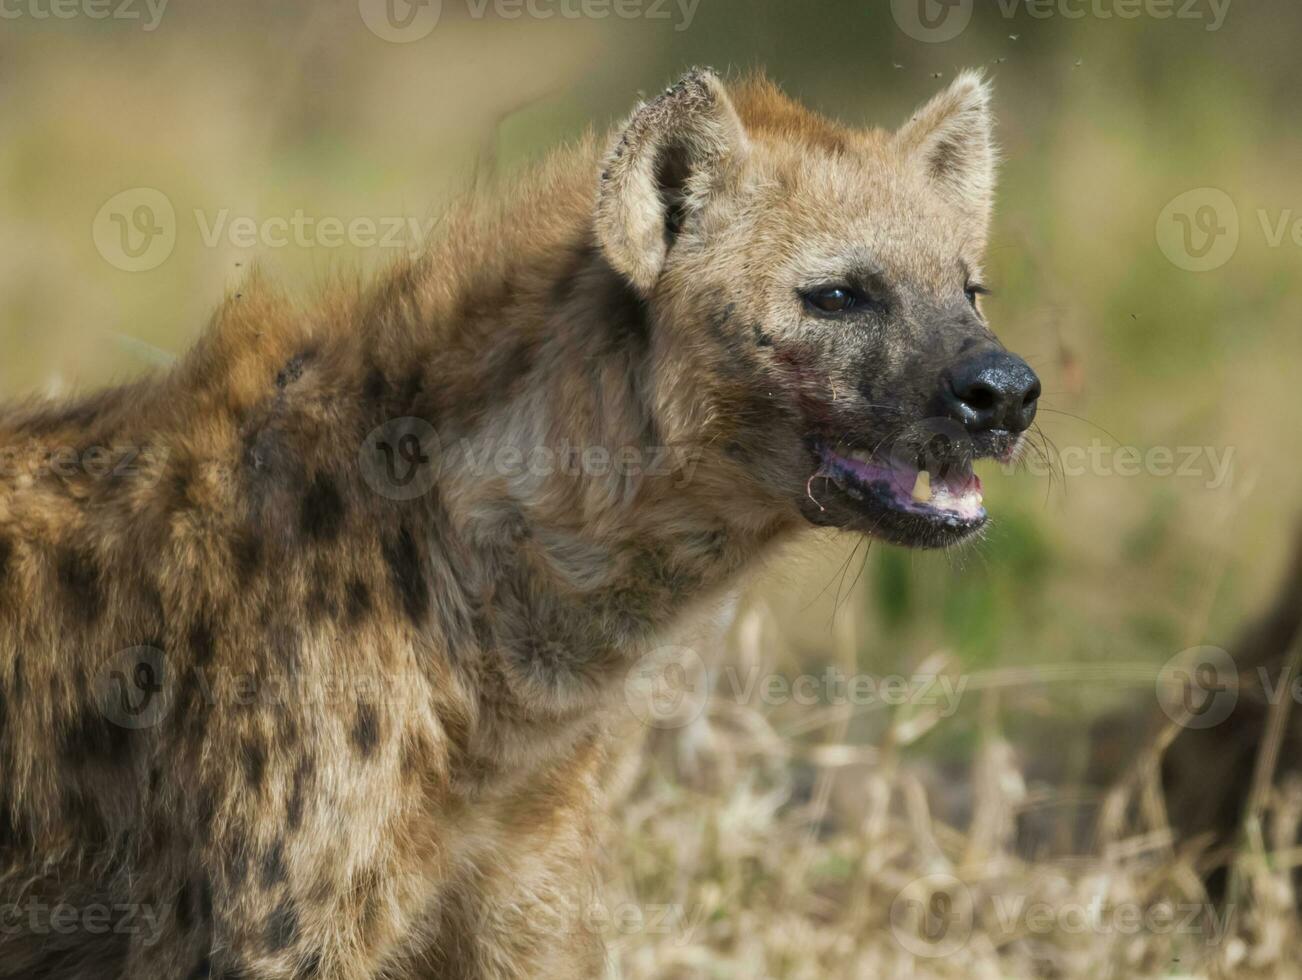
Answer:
[
  {"left": 894, "top": 70, "right": 997, "bottom": 243},
  {"left": 595, "top": 68, "right": 749, "bottom": 295}
]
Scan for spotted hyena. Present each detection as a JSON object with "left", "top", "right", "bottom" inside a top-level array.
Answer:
[{"left": 0, "top": 68, "right": 1038, "bottom": 977}]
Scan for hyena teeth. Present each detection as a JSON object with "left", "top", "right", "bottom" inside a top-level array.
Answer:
[{"left": 912, "top": 470, "right": 932, "bottom": 503}]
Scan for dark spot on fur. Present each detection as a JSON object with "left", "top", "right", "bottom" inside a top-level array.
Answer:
[
  {"left": 242, "top": 736, "right": 267, "bottom": 792},
  {"left": 276, "top": 353, "right": 309, "bottom": 389},
  {"left": 276, "top": 708, "right": 300, "bottom": 748},
  {"left": 226, "top": 843, "right": 250, "bottom": 890},
  {"left": 232, "top": 532, "right": 263, "bottom": 578},
  {"left": 306, "top": 583, "right": 336, "bottom": 622},
  {"left": 191, "top": 619, "right": 216, "bottom": 668},
  {"left": 146, "top": 811, "right": 171, "bottom": 853},
  {"left": 363, "top": 366, "right": 387, "bottom": 402},
  {"left": 351, "top": 702, "right": 381, "bottom": 759},
  {"left": 186, "top": 956, "right": 211, "bottom": 979},
  {"left": 596, "top": 261, "right": 648, "bottom": 348},
  {"left": 164, "top": 459, "right": 195, "bottom": 513},
  {"left": 267, "top": 898, "right": 300, "bottom": 951},
  {"left": 345, "top": 578, "right": 372, "bottom": 624},
  {"left": 384, "top": 524, "right": 428, "bottom": 625},
  {"left": 300, "top": 473, "right": 345, "bottom": 541},
  {"left": 63, "top": 707, "right": 131, "bottom": 767},
  {"left": 243, "top": 425, "right": 283, "bottom": 476},
  {"left": 286, "top": 756, "right": 314, "bottom": 831},
  {"left": 196, "top": 786, "right": 217, "bottom": 835},
  {"left": 59, "top": 787, "right": 109, "bottom": 845},
  {"left": 199, "top": 877, "right": 213, "bottom": 920},
  {"left": 57, "top": 546, "right": 102, "bottom": 624},
  {"left": 400, "top": 368, "right": 425, "bottom": 408},
  {"left": 751, "top": 323, "right": 773, "bottom": 347},
  {"left": 261, "top": 838, "right": 288, "bottom": 888},
  {"left": 177, "top": 879, "right": 195, "bottom": 932},
  {"left": 0, "top": 797, "right": 28, "bottom": 851},
  {"left": 0, "top": 534, "right": 12, "bottom": 586},
  {"left": 706, "top": 303, "right": 756, "bottom": 365}
]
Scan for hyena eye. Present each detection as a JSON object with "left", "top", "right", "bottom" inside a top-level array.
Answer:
[
  {"left": 965, "top": 282, "right": 990, "bottom": 310},
  {"left": 802, "top": 286, "right": 858, "bottom": 315}
]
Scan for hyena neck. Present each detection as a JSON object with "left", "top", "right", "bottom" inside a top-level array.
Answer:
[{"left": 397, "top": 233, "right": 782, "bottom": 726}]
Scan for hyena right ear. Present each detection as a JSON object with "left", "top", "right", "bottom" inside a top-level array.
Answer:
[
  {"left": 893, "top": 70, "right": 997, "bottom": 245},
  {"left": 595, "top": 68, "right": 749, "bottom": 295}
]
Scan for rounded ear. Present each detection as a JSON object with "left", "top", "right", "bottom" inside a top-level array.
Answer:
[
  {"left": 595, "top": 68, "right": 749, "bottom": 295},
  {"left": 894, "top": 70, "right": 997, "bottom": 246}
]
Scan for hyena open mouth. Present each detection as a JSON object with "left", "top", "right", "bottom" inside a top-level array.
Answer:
[
  {"left": 806, "top": 425, "right": 1029, "bottom": 548},
  {"left": 819, "top": 443, "right": 987, "bottom": 528}
]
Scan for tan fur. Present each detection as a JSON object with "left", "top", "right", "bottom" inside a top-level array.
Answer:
[{"left": 0, "top": 69, "right": 1000, "bottom": 978}]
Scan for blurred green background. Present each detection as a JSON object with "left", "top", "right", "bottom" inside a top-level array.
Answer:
[{"left": 3, "top": 0, "right": 1297, "bottom": 704}]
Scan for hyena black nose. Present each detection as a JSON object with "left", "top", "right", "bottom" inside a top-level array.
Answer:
[{"left": 941, "top": 349, "right": 1041, "bottom": 434}]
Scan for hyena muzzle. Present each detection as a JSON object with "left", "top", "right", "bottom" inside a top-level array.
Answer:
[{"left": 0, "top": 67, "right": 1036, "bottom": 978}]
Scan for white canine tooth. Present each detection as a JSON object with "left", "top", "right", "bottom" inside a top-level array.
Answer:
[{"left": 912, "top": 470, "right": 932, "bottom": 502}]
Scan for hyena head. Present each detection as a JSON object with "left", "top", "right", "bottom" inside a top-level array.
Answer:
[{"left": 595, "top": 69, "right": 1040, "bottom": 548}]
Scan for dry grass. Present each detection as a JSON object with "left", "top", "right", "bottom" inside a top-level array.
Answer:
[{"left": 604, "top": 595, "right": 1302, "bottom": 979}]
